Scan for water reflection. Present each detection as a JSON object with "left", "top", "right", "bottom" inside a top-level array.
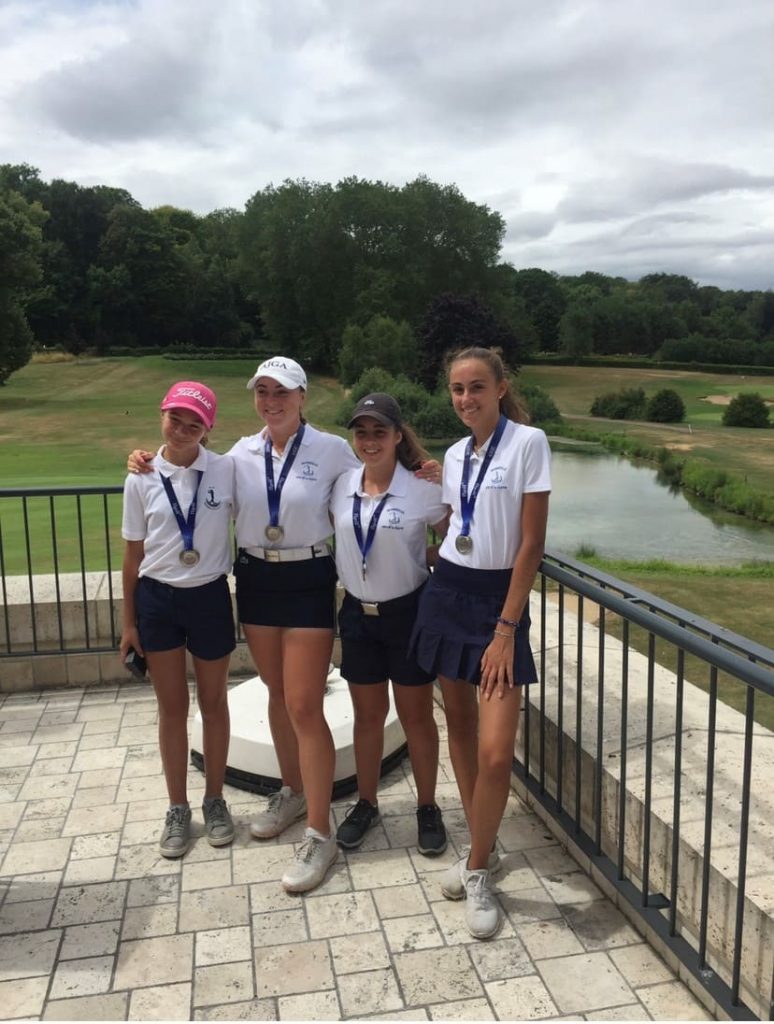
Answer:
[{"left": 547, "top": 450, "right": 773, "bottom": 564}]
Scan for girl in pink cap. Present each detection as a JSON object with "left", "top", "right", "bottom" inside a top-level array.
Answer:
[{"left": 120, "top": 381, "right": 237, "bottom": 859}]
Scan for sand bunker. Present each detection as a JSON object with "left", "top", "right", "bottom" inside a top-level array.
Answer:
[
  {"left": 665, "top": 443, "right": 694, "bottom": 451},
  {"left": 702, "top": 395, "right": 732, "bottom": 405}
]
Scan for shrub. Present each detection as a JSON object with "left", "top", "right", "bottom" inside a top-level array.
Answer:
[
  {"left": 722, "top": 393, "right": 770, "bottom": 428},
  {"left": 519, "top": 383, "right": 562, "bottom": 426},
  {"left": 589, "top": 387, "right": 646, "bottom": 420},
  {"left": 645, "top": 388, "right": 685, "bottom": 423}
]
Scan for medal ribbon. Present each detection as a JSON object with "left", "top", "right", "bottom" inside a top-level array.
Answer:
[
  {"left": 352, "top": 491, "right": 390, "bottom": 578},
  {"left": 264, "top": 425, "right": 306, "bottom": 528},
  {"left": 160, "top": 470, "right": 203, "bottom": 554},
  {"left": 459, "top": 414, "right": 507, "bottom": 539}
]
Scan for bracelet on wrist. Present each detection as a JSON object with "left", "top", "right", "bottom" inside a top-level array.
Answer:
[
  {"left": 493, "top": 629, "right": 515, "bottom": 640},
  {"left": 497, "top": 616, "right": 519, "bottom": 629}
]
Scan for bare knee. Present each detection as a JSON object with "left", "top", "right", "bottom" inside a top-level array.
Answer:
[
  {"left": 478, "top": 743, "right": 513, "bottom": 780},
  {"left": 285, "top": 695, "right": 325, "bottom": 732},
  {"left": 353, "top": 694, "right": 389, "bottom": 732}
]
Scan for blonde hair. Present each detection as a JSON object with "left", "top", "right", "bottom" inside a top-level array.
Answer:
[{"left": 445, "top": 346, "right": 530, "bottom": 424}]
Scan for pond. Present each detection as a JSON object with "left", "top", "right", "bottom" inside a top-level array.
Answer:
[{"left": 546, "top": 449, "right": 774, "bottom": 565}]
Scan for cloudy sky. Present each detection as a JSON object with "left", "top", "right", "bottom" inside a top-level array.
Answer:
[{"left": 1, "top": 0, "right": 772, "bottom": 289}]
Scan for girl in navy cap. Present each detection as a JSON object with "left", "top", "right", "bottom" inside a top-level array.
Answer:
[
  {"left": 410, "top": 347, "right": 551, "bottom": 939},
  {"left": 330, "top": 393, "right": 450, "bottom": 856},
  {"left": 121, "top": 381, "right": 236, "bottom": 859}
]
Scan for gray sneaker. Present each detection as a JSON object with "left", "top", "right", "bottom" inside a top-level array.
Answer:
[
  {"left": 441, "top": 850, "right": 502, "bottom": 900},
  {"left": 159, "top": 804, "right": 192, "bottom": 859},
  {"left": 281, "top": 831, "right": 338, "bottom": 893},
  {"left": 464, "top": 868, "right": 501, "bottom": 939},
  {"left": 202, "top": 797, "right": 235, "bottom": 847},
  {"left": 250, "top": 786, "right": 307, "bottom": 839}
]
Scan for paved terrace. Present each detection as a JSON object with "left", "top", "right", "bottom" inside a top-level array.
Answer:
[{"left": 0, "top": 680, "right": 710, "bottom": 1022}]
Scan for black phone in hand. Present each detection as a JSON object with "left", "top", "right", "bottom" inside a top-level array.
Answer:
[{"left": 124, "top": 647, "right": 147, "bottom": 679}]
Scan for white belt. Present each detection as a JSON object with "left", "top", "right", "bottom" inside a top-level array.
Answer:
[{"left": 242, "top": 543, "right": 329, "bottom": 563}]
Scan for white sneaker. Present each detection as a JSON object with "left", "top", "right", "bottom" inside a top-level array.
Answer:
[
  {"left": 441, "top": 850, "right": 502, "bottom": 900},
  {"left": 281, "top": 830, "right": 338, "bottom": 893},
  {"left": 464, "top": 868, "right": 501, "bottom": 939},
  {"left": 250, "top": 786, "right": 306, "bottom": 839}
]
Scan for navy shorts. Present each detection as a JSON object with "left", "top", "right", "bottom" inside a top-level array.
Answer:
[
  {"left": 234, "top": 550, "right": 337, "bottom": 629},
  {"left": 409, "top": 557, "right": 537, "bottom": 688},
  {"left": 135, "top": 574, "right": 236, "bottom": 661},
  {"left": 339, "top": 587, "right": 435, "bottom": 688}
]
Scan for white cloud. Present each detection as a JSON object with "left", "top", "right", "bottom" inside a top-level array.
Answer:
[{"left": 0, "top": 0, "right": 772, "bottom": 288}]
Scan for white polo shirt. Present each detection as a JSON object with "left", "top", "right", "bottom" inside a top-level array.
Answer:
[
  {"left": 228, "top": 424, "right": 359, "bottom": 549},
  {"left": 332, "top": 462, "right": 447, "bottom": 602},
  {"left": 439, "top": 419, "right": 551, "bottom": 571},
  {"left": 122, "top": 446, "right": 235, "bottom": 587}
]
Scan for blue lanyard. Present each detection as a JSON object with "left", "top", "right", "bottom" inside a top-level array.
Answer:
[
  {"left": 160, "top": 470, "right": 203, "bottom": 552},
  {"left": 459, "top": 415, "right": 507, "bottom": 538},
  {"left": 352, "top": 491, "right": 390, "bottom": 578},
  {"left": 264, "top": 425, "right": 305, "bottom": 527}
]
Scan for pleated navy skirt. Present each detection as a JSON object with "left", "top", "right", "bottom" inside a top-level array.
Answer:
[{"left": 409, "top": 557, "right": 537, "bottom": 687}]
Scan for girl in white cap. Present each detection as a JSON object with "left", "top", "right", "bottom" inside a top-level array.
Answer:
[
  {"left": 410, "top": 347, "right": 551, "bottom": 939},
  {"left": 230, "top": 357, "right": 359, "bottom": 892},
  {"left": 121, "top": 381, "right": 236, "bottom": 859}
]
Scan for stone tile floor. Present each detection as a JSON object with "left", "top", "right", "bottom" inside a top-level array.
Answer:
[{"left": 0, "top": 680, "right": 711, "bottom": 1021}]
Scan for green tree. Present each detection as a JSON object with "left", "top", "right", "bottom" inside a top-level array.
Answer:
[
  {"left": 338, "top": 315, "right": 416, "bottom": 386},
  {"left": 722, "top": 393, "right": 770, "bottom": 428},
  {"left": 645, "top": 389, "right": 685, "bottom": 423},
  {"left": 558, "top": 303, "right": 594, "bottom": 361},
  {"left": 0, "top": 189, "right": 45, "bottom": 383},
  {"left": 511, "top": 267, "right": 566, "bottom": 351},
  {"left": 416, "top": 292, "right": 521, "bottom": 390}
]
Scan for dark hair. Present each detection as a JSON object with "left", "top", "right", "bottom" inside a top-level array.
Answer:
[
  {"left": 396, "top": 421, "right": 429, "bottom": 471},
  {"left": 445, "top": 346, "right": 530, "bottom": 424}
]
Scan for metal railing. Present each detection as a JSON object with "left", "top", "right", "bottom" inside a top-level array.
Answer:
[
  {"left": 2, "top": 486, "right": 774, "bottom": 1017},
  {"left": 519, "top": 551, "right": 774, "bottom": 1021},
  {"left": 0, "top": 485, "right": 124, "bottom": 656}
]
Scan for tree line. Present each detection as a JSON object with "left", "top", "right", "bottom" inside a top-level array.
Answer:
[{"left": 2, "top": 162, "right": 773, "bottom": 387}]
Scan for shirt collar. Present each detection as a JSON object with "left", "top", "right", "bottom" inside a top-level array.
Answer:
[
  {"left": 352, "top": 461, "right": 410, "bottom": 499},
  {"left": 247, "top": 424, "right": 312, "bottom": 455},
  {"left": 155, "top": 445, "right": 207, "bottom": 474}
]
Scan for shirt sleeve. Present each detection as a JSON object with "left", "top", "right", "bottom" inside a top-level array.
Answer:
[
  {"left": 121, "top": 474, "right": 147, "bottom": 541},
  {"left": 522, "top": 429, "right": 552, "bottom": 493},
  {"left": 419, "top": 481, "right": 448, "bottom": 526}
]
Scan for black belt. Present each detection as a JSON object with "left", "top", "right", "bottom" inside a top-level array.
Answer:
[{"left": 344, "top": 585, "right": 424, "bottom": 617}]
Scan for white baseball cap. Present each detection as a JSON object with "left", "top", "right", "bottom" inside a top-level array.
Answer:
[{"left": 246, "top": 356, "right": 307, "bottom": 391}]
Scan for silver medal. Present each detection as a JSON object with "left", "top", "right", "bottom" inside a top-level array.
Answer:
[
  {"left": 265, "top": 524, "right": 284, "bottom": 542},
  {"left": 180, "top": 548, "right": 200, "bottom": 566},
  {"left": 455, "top": 534, "right": 473, "bottom": 555}
]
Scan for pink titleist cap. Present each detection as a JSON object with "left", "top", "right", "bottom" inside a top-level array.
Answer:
[{"left": 160, "top": 381, "right": 217, "bottom": 430}]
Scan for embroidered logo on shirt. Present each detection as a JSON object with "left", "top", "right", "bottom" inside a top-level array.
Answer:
[
  {"left": 299, "top": 461, "right": 318, "bottom": 481},
  {"left": 204, "top": 487, "right": 221, "bottom": 509},
  {"left": 383, "top": 507, "right": 405, "bottom": 529},
  {"left": 487, "top": 466, "right": 508, "bottom": 489}
]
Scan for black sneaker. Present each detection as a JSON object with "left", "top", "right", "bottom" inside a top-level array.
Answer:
[
  {"left": 417, "top": 803, "right": 447, "bottom": 856},
  {"left": 336, "top": 798, "right": 380, "bottom": 849}
]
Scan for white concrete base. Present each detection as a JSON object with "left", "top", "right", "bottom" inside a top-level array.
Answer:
[{"left": 191, "top": 668, "right": 407, "bottom": 796}]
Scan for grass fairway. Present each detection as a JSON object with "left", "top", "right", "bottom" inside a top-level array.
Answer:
[
  {"left": 572, "top": 558, "right": 774, "bottom": 730},
  {"left": 522, "top": 364, "right": 774, "bottom": 493},
  {"left": 0, "top": 355, "right": 349, "bottom": 486},
  {"left": 0, "top": 356, "right": 350, "bottom": 574}
]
